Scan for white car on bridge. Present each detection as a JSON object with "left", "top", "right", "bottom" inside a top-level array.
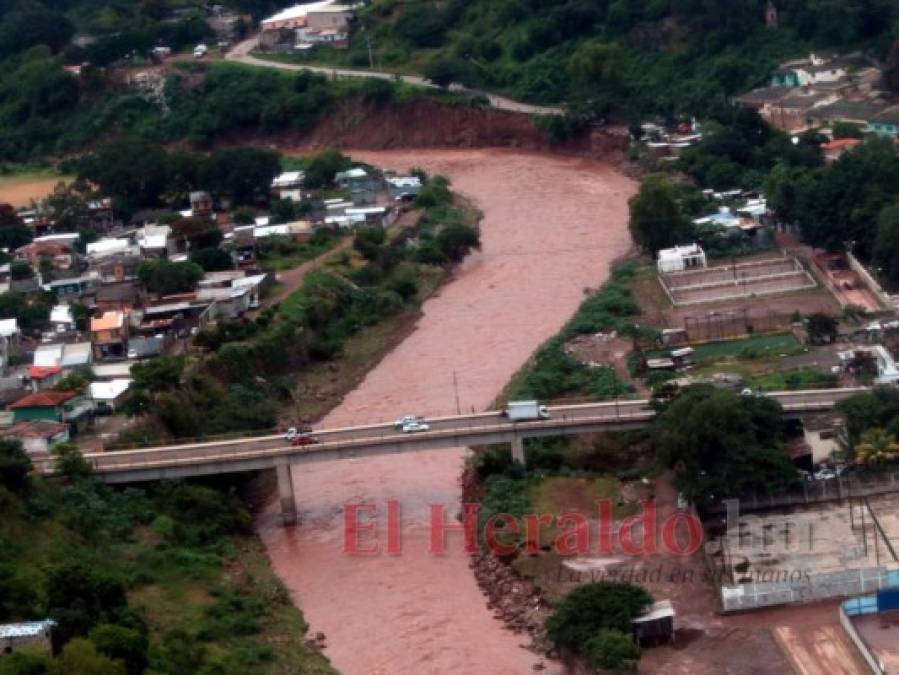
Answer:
[
  {"left": 401, "top": 420, "right": 430, "bottom": 433},
  {"left": 394, "top": 415, "right": 424, "bottom": 430}
]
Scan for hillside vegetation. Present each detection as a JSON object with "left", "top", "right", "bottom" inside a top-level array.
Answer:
[{"left": 325, "top": 0, "right": 897, "bottom": 114}]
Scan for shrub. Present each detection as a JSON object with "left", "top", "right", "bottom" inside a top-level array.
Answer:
[
  {"left": 583, "top": 629, "right": 640, "bottom": 672},
  {"left": 545, "top": 582, "right": 652, "bottom": 652}
]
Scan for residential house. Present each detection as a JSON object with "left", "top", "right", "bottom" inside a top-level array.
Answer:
[
  {"left": 0, "top": 319, "right": 19, "bottom": 342},
  {"left": 31, "top": 342, "right": 92, "bottom": 391},
  {"left": 345, "top": 206, "right": 396, "bottom": 228},
  {"left": 0, "top": 620, "right": 55, "bottom": 656},
  {"left": 802, "top": 414, "right": 846, "bottom": 464},
  {"left": 90, "top": 311, "right": 128, "bottom": 360},
  {"left": 189, "top": 191, "right": 214, "bottom": 217},
  {"left": 335, "top": 167, "right": 371, "bottom": 190},
  {"left": 15, "top": 241, "right": 77, "bottom": 271},
  {"left": 135, "top": 301, "right": 213, "bottom": 338},
  {"left": 50, "top": 304, "right": 75, "bottom": 332},
  {"left": 93, "top": 362, "right": 134, "bottom": 380},
  {"left": 91, "top": 280, "right": 141, "bottom": 312},
  {"left": 657, "top": 244, "right": 707, "bottom": 274},
  {"left": 0, "top": 419, "right": 69, "bottom": 454},
  {"left": 386, "top": 176, "right": 422, "bottom": 200},
  {"left": 821, "top": 138, "right": 861, "bottom": 163},
  {"left": 137, "top": 224, "right": 173, "bottom": 258},
  {"left": 0, "top": 319, "right": 18, "bottom": 375},
  {"left": 272, "top": 171, "right": 305, "bottom": 198},
  {"left": 87, "top": 197, "right": 116, "bottom": 231},
  {"left": 127, "top": 335, "right": 164, "bottom": 360},
  {"left": 93, "top": 253, "right": 141, "bottom": 283},
  {"left": 9, "top": 390, "right": 79, "bottom": 422},
  {"left": 89, "top": 379, "right": 131, "bottom": 413},
  {"left": 86, "top": 237, "right": 137, "bottom": 260},
  {"left": 232, "top": 227, "right": 257, "bottom": 268},
  {"left": 261, "top": 0, "right": 349, "bottom": 31},
  {"left": 766, "top": 88, "right": 838, "bottom": 132},
  {"left": 197, "top": 271, "right": 268, "bottom": 317},
  {"left": 44, "top": 274, "right": 97, "bottom": 300},
  {"left": 866, "top": 105, "right": 899, "bottom": 137}
]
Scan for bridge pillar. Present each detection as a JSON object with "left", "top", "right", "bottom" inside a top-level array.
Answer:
[
  {"left": 510, "top": 436, "right": 526, "bottom": 467},
  {"left": 276, "top": 462, "right": 297, "bottom": 526}
]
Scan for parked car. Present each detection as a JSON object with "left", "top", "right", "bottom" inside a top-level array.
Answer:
[
  {"left": 814, "top": 468, "right": 836, "bottom": 481},
  {"left": 290, "top": 434, "right": 320, "bottom": 447},
  {"left": 394, "top": 415, "right": 424, "bottom": 430},
  {"left": 402, "top": 421, "right": 430, "bottom": 433}
]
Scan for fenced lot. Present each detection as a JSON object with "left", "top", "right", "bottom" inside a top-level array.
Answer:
[{"left": 660, "top": 256, "right": 816, "bottom": 306}]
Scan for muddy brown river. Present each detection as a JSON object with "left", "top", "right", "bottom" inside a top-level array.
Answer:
[{"left": 258, "top": 149, "right": 635, "bottom": 674}]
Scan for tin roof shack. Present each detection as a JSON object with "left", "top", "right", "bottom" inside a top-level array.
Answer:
[
  {"left": 137, "top": 224, "right": 173, "bottom": 258},
  {"left": 0, "top": 419, "right": 69, "bottom": 455},
  {"left": 0, "top": 620, "right": 55, "bottom": 656},
  {"left": 197, "top": 272, "right": 268, "bottom": 317},
  {"left": 136, "top": 301, "right": 214, "bottom": 339},
  {"left": 127, "top": 335, "right": 165, "bottom": 360},
  {"left": 90, "top": 311, "right": 128, "bottom": 360},
  {"left": 632, "top": 600, "right": 675, "bottom": 645}
]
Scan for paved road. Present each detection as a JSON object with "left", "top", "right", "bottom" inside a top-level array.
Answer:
[
  {"left": 224, "top": 37, "right": 564, "bottom": 116},
  {"left": 32, "top": 388, "right": 866, "bottom": 480}
]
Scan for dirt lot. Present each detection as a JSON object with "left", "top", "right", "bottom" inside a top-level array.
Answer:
[{"left": 0, "top": 175, "right": 65, "bottom": 207}]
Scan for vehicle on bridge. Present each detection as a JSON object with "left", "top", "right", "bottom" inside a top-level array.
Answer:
[
  {"left": 289, "top": 433, "right": 320, "bottom": 446},
  {"left": 394, "top": 415, "right": 425, "bottom": 430},
  {"left": 285, "top": 425, "right": 313, "bottom": 440},
  {"left": 401, "top": 420, "right": 430, "bottom": 433},
  {"left": 503, "top": 400, "right": 550, "bottom": 421}
]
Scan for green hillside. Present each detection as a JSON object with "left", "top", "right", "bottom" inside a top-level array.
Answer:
[{"left": 314, "top": 0, "right": 898, "bottom": 114}]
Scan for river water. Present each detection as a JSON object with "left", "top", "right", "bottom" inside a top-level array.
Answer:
[{"left": 258, "top": 149, "right": 635, "bottom": 674}]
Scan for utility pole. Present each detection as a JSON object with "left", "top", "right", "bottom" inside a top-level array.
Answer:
[
  {"left": 362, "top": 25, "right": 374, "bottom": 69},
  {"left": 452, "top": 370, "right": 461, "bottom": 415}
]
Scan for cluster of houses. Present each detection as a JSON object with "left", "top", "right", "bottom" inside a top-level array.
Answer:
[
  {"left": 259, "top": 0, "right": 356, "bottom": 52},
  {"left": 736, "top": 50, "right": 899, "bottom": 138},
  {"left": 0, "top": 164, "right": 422, "bottom": 455}
]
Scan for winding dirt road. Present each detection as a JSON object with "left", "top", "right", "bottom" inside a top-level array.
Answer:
[
  {"left": 226, "top": 38, "right": 564, "bottom": 116},
  {"left": 258, "top": 149, "right": 634, "bottom": 674}
]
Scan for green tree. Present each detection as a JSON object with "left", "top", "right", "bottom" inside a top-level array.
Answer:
[
  {"left": 201, "top": 147, "right": 281, "bottom": 205},
  {"left": 546, "top": 582, "right": 652, "bottom": 652},
  {"left": 353, "top": 226, "right": 386, "bottom": 262},
  {"left": 137, "top": 260, "right": 203, "bottom": 296},
  {"left": 627, "top": 175, "right": 693, "bottom": 253},
  {"left": 75, "top": 140, "right": 170, "bottom": 212},
  {"left": 10, "top": 260, "right": 32, "bottom": 280},
  {"left": 423, "top": 56, "right": 470, "bottom": 88},
  {"left": 806, "top": 313, "right": 839, "bottom": 344},
  {"left": 190, "top": 247, "right": 233, "bottom": 272},
  {"left": 89, "top": 624, "right": 148, "bottom": 675},
  {"left": 303, "top": 150, "right": 351, "bottom": 189},
  {"left": 873, "top": 203, "right": 899, "bottom": 285},
  {"left": 832, "top": 121, "right": 864, "bottom": 139},
  {"left": 53, "top": 638, "right": 126, "bottom": 675},
  {"left": 0, "top": 439, "right": 31, "bottom": 495},
  {"left": 654, "top": 386, "right": 798, "bottom": 503},
  {"left": 885, "top": 40, "right": 899, "bottom": 93}
]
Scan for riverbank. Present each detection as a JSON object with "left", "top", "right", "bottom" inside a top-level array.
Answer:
[{"left": 257, "top": 148, "right": 635, "bottom": 674}]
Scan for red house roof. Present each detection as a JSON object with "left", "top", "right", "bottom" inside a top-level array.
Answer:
[
  {"left": 29, "top": 366, "right": 63, "bottom": 380},
  {"left": 9, "top": 390, "right": 77, "bottom": 409}
]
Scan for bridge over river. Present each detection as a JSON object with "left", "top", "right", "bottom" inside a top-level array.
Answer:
[{"left": 33, "top": 388, "right": 864, "bottom": 524}]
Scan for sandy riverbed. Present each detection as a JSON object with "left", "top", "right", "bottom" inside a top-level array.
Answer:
[{"left": 258, "top": 149, "right": 635, "bottom": 674}]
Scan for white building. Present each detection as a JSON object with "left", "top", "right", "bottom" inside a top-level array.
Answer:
[{"left": 657, "top": 244, "right": 707, "bottom": 274}]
